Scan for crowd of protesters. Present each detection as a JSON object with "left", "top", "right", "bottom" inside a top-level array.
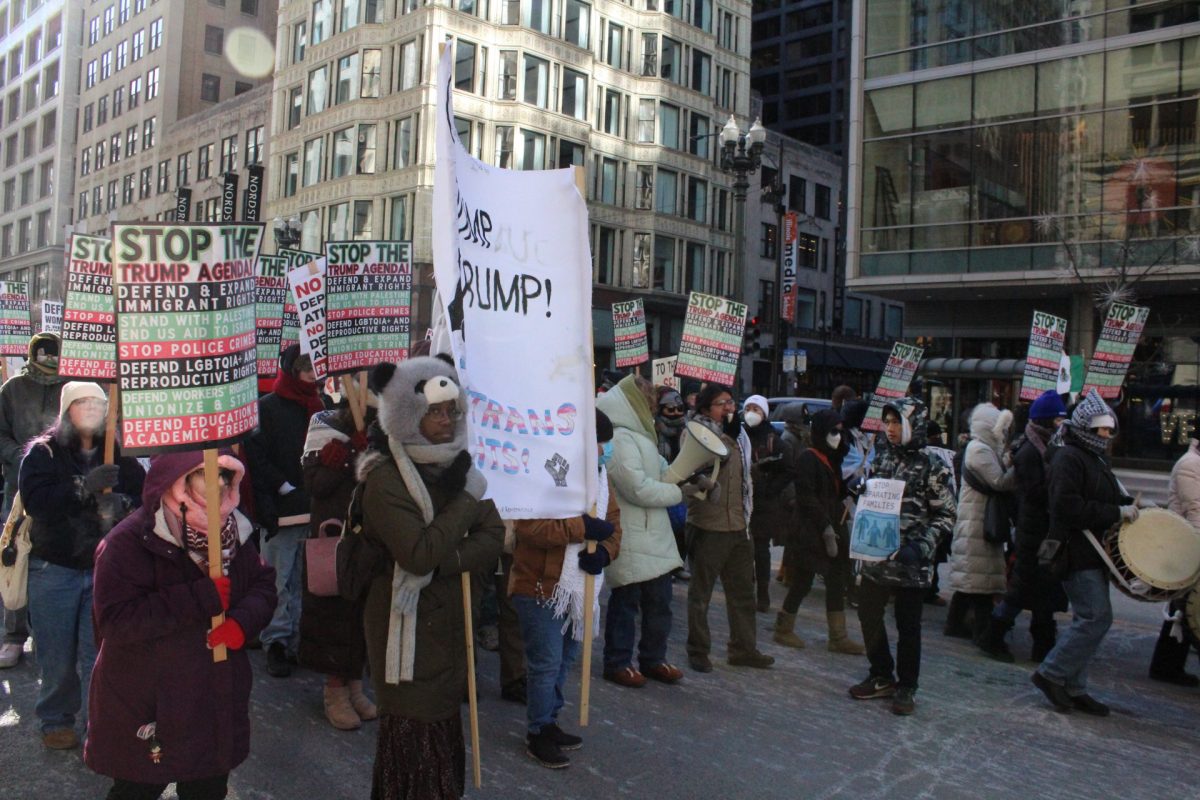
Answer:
[{"left": 1, "top": 331, "right": 1197, "bottom": 799}]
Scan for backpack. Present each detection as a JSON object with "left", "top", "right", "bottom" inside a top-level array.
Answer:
[{"left": 334, "top": 482, "right": 389, "bottom": 604}]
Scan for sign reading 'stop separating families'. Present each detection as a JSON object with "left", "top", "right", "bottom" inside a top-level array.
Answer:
[
  {"left": 60, "top": 234, "right": 116, "bottom": 379},
  {"left": 612, "top": 299, "right": 649, "bottom": 368},
  {"left": 278, "top": 248, "right": 320, "bottom": 358},
  {"left": 0, "top": 281, "right": 32, "bottom": 356},
  {"left": 112, "top": 223, "right": 264, "bottom": 453},
  {"left": 674, "top": 291, "right": 748, "bottom": 386},
  {"left": 862, "top": 342, "right": 925, "bottom": 432},
  {"left": 1081, "top": 302, "right": 1149, "bottom": 399},
  {"left": 325, "top": 240, "right": 412, "bottom": 375},
  {"left": 255, "top": 255, "right": 289, "bottom": 379},
  {"left": 1019, "top": 311, "right": 1067, "bottom": 401}
]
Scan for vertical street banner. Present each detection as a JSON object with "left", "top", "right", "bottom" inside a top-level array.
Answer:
[
  {"left": 0, "top": 281, "right": 32, "bottom": 356},
  {"left": 220, "top": 173, "right": 239, "bottom": 222},
  {"left": 432, "top": 43, "right": 597, "bottom": 520},
  {"left": 60, "top": 234, "right": 116, "bottom": 379},
  {"left": 40, "top": 300, "right": 63, "bottom": 334},
  {"left": 674, "top": 291, "right": 748, "bottom": 386},
  {"left": 287, "top": 257, "right": 328, "bottom": 380},
  {"left": 1081, "top": 302, "right": 1149, "bottom": 399},
  {"left": 254, "top": 255, "right": 288, "bottom": 380},
  {"left": 612, "top": 299, "right": 649, "bottom": 367},
  {"left": 1019, "top": 311, "right": 1068, "bottom": 401},
  {"left": 112, "top": 222, "right": 264, "bottom": 453},
  {"left": 242, "top": 164, "right": 264, "bottom": 222},
  {"left": 279, "top": 248, "right": 320, "bottom": 358},
  {"left": 862, "top": 342, "right": 925, "bottom": 432},
  {"left": 175, "top": 187, "right": 192, "bottom": 222},
  {"left": 652, "top": 355, "right": 678, "bottom": 389},
  {"left": 325, "top": 240, "right": 412, "bottom": 375},
  {"left": 780, "top": 211, "right": 798, "bottom": 322}
]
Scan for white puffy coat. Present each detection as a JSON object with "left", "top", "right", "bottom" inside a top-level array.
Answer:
[
  {"left": 1168, "top": 439, "right": 1200, "bottom": 532},
  {"left": 947, "top": 405, "right": 1016, "bottom": 595}
]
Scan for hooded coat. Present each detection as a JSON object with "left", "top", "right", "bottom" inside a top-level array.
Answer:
[
  {"left": 0, "top": 333, "right": 70, "bottom": 505},
  {"left": 947, "top": 404, "right": 1016, "bottom": 594},
  {"left": 85, "top": 450, "right": 277, "bottom": 784},
  {"left": 789, "top": 409, "right": 848, "bottom": 574},
  {"left": 1168, "top": 439, "right": 1200, "bottom": 532},
  {"left": 595, "top": 376, "right": 684, "bottom": 588}
]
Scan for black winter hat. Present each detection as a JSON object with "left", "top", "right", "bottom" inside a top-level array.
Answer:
[{"left": 596, "top": 409, "right": 614, "bottom": 443}]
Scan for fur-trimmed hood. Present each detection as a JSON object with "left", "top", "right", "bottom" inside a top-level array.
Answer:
[{"left": 968, "top": 403, "right": 1013, "bottom": 452}]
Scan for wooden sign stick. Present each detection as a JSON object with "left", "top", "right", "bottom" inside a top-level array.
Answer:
[
  {"left": 103, "top": 384, "right": 118, "bottom": 468},
  {"left": 461, "top": 572, "right": 482, "bottom": 788},
  {"left": 580, "top": 537, "right": 597, "bottom": 727},
  {"left": 341, "top": 376, "right": 364, "bottom": 432},
  {"left": 203, "top": 448, "right": 227, "bottom": 663}
]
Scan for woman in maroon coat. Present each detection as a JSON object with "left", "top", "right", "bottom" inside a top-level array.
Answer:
[{"left": 85, "top": 450, "right": 277, "bottom": 800}]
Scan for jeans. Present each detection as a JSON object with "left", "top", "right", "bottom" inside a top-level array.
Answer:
[
  {"left": 106, "top": 774, "right": 229, "bottom": 800},
  {"left": 26, "top": 557, "right": 96, "bottom": 733},
  {"left": 512, "top": 594, "right": 580, "bottom": 736},
  {"left": 603, "top": 573, "right": 673, "bottom": 673},
  {"left": 782, "top": 561, "right": 846, "bottom": 615},
  {"left": 686, "top": 529, "right": 758, "bottom": 660},
  {"left": 857, "top": 577, "right": 924, "bottom": 690},
  {"left": 1037, "top": 569, "right": 1112, "bottom": 696},
  {"left": 261, "top": 524, "right": 306, "bottom": 652}
]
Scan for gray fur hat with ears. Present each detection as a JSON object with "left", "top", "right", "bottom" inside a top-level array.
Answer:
[{"left": 368, "top": 355, "right": 467, "bottom": 447}]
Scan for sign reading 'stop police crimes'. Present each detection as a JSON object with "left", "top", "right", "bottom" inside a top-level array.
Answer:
[
  {"left": 112, "top": 223, "right": 264, "bottom": 453},
  {"left": 325, "top": 240, "right": 412, "bottom": 375},
  {"left": 60, "top": 233, "right": 116, "bottom": 379}
]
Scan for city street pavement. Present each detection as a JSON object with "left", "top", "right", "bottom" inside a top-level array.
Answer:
[{"left": 2, "top": 557, "right": 1196, "bottom": 799}]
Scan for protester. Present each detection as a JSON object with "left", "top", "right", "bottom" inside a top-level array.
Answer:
[
  {"left": 655, "top": 387, "right": 690, "bottom": 581},
  {"left": 1031, "top": 390, "right": 1138, "bottom": 715},
  {"left": 944, "top": 403, "right": 1016, "bottom": 644},
  {"left": 1148, "top": 437, "right": 1200, "bottom": 685},
  {"left": 85, "top": 451, "right": 275, "bottom": 799},
  {"left": 831, "top": 385, "right": 858, "bottom": 413},
  {"left": 774, "top": 409, "right": 864, "bottom": 655},
  {"left": 299, "top": 403, "right": 377, "bottom": 730},
  {"left": 597, "top": 375, "right": 686, "bottom": 688},
  {"left": 775, "top": 402, "right": 814, "bottom": 587},
  {"left": 923, "top": 422, "right": 957, "bottom": 607},
  {"left": 981, "top": 390, "right": 1068, "bottom": 662},
  {"left": 0, "top": 332, "right": 69, "bottom": 669},
  {"left": 849, "top": 397, "right": 956, "bottom": 715},
  {"left": 510, "top": 409, "right": 622, "bottom": 769},
  {"left": 685, "top": 384, "right": 774, "bottom": 672},
  {"left": 744, "top": 394, "right": 788, "bottom": 613},
  {"left": 359, "top": 357, "right": 503, "bottom": 798},
  {"left": 245, "top": 344, "right": 324, "bottom": 678},
  {"left": 840, "top": 399, "right": 875, "bottom": 489},
  {"left": 19, "top": 381, "right": 144, "bottom": 749}
]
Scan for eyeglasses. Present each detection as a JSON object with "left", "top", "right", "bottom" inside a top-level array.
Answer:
[
  {"left": 424, "top": 404, "right": 462, "bottom": 421},
  {"left": 711, "top": 398, "right": 735, "bottom": 409}
]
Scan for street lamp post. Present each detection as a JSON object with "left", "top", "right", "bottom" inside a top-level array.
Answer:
[
  {"left": 273, "top": 214, "right": 302, "bottom": 250},
  {"left": 718, "top": 115, "right": 767, "bottom": 307}
]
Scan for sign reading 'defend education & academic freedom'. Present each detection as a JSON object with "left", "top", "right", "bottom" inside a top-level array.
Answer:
[
  {"left": 278, "top": 248, "right": 319, "bottom": 359},
  {"left": 862, "top": 342, "right": 925, "bottom": 432},
  {"left": 0, "top": 281, "right": 31, "bottom": 356},
  {"left": 112, "top": 223, "right": 264, "bottom": 453},
  {"left": 325, "top": 240, "right": 412, "bottom": 375},
  {"left": 255, "top": 255, "right": 288, "bottom": 380},
  {"left": 612, "top": 299, "right": 649, "bottom": 368},
  {"left": 1081, "top": 302, "right": 1149, "bottom": 400},
  {"left": 59, "top": 234, "right": 115, "bottom": 379},
  {"left": 674, "top": 291, "right": 748, "bottom": 386},
  {"left": 1019, "top": 311, "right": 1068, "bottom": 401}
]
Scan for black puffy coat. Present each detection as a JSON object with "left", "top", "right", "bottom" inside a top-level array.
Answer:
[
  {"left": 1046, "top": 436, "right": 1131, "bottom": 574},
  {"left": 245, "top": 392, "right": 313, "bottom": 532},
  {"left": 787, "top": 410, "right": 847, "bottom": 574}
]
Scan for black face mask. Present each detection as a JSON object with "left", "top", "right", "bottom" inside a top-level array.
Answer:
[{"left": 723, "top": 413, "right": 742, "bottom": 438}]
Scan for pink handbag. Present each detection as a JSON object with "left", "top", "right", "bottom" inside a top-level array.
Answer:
[{"left": 305, "top": 519, "right": 342, "bottom": 598}]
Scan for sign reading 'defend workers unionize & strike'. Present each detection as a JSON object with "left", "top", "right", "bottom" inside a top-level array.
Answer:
[
  {"left": 674, "top": 291, "right": 748, "bottom": 385},
  {"left": 112, "top": 223, "right": 264, "bottom": 453},
  {"left": 862, "top": 342, "right": 924, "bottom": 432},
  {"left": 60, "top": 234, "right": 115, "bottom": 379},
  {"left": 1081, "top": 302, "right": 1149, "bottom": 400},
  {"left": 612, "top": 299, "right": 649, "bottom": 367},
  {"left": 255, "top": 255, "right": 288, "bottom": 380},
  {"left": 325, "top": 240, "right": 412, "bottom": 375},
  {"left": 1019, "top": 311, "right": 1067, "bottom": 401},
  {"left": 0, "top": 281, "right": 31, "bottom": 356}
]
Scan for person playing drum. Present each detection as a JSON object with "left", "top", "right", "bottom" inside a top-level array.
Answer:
[
  {"left": 1031, "top": 390, "right": 1139, "bottom": 715},
  {"left": 1149, "top": 436, "right": 1200, "bottom": 686}
]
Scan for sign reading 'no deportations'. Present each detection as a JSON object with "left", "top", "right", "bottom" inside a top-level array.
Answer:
[
  {"left": 113, "top": 223, "right": 264, "bottom": 453},
  {"left": 675, "top": 291, "right": 748, "bottom": 386},
  {"left": 325, "top": 240, "right": 412, "bottom": 375}
]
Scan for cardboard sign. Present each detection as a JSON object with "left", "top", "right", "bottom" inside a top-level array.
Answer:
[
  {"left": 0, "top": 281, "right": 31, "bottom": 356},
  {"left": 40, "top": 300, "right": 64, "bottom": 334},
  {"left": 1019, "top": 311, "right": 1068, "bottom": 401},
  {"left": 675, "top": 291, "right": 748, "bottom": 386},
  {"left": 60, "top": 234, "right": 116, "bottom": 379},
  {"left": 254, "top": 255, "right": 288, "bottom": 379},
  {"left": 849, "top": 478, "right": 906, "bottom": 561},
  {"left": 278, "top": 248, "right": 320, "bottom": 358},
  {"left": 862, "top": 342, "right": 924, "bottom": 432},
  {"left": 1081, "top": 302, "right": 1149, "bottom": 399},
  {"left": 652, "top": 356, "right": 678, "bottom": 389},
  {"left": 112, "top": 222, "right": 264, "bottom": 453},
  {"left": 325, "top": 240, "right": 412, "bottom": 375},
  {"left": 612, "top": 299, "right": 649, "bottom": 368},
  {"left": 781, "top": 211, "right": 798, "bottom": 322},
  {"left": 287, "top": 257, "right": 328, "bottom": 380}
]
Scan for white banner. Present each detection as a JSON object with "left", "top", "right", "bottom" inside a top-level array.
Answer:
[
  {"left": 432, "top": 43, "right": 596, "bottom": 520},
  {"left": 40, "top": 300, "right": 63, "bottom": 333},
  {"left": 287, "top": 257, "right": 328, "bottom": 381},
  {"left": 652, "top": 356, "right": 678, "bottom": 389}
]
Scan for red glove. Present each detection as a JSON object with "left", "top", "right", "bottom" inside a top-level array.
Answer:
[
  {"left": 207, "top": 619, "right": 245, "bottom": 651},
  {"left": 319, "top": 439, "right": 351, "bottom": 468},
  {"left": 211, "top": 576, "right": 231, "bottom": 611},
  {"left": 350, "top": 430, "right": 369, "bottom": 452}
]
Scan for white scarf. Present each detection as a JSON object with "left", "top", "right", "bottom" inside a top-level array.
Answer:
[{"left": 549, "top": 467, "right": 608, "bottom": 641}]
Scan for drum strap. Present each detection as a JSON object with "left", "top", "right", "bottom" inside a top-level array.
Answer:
[{"left": 1080, "top": 529, "right": 1151, "bottom": 598}]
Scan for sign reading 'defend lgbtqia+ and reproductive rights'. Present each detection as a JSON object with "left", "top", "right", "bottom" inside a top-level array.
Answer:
[
  {"left": 1019, "top": 311, "right": 1068, "bottom": 402},
  {"left": 1081, "top": 302, "right": 1149, "bottom": 400},
  {"left": 612, "top": 299, "right": 649, "bottom": 368},
  {"left": 674, "top": 292, "right": 748, "bottom": 386},
  {"left": 255, "top": 255, "right": 288, "bottom": 380},
  {"left": 862, "top": 342, "right": 925, "bottom": 433},
  {"left": 60, "top": 234, "right": 116, "bottom": 379},
  {"left": 0, "top": 281, "right": 31, "bottom": 356},
  {"left": 325, "top": 240, "right": 412, "bottom": 375},
  {"left": 279, "top": 248, "right": 320, "bottom": 358},
  {"left": 112, "top": 223, "right": 264, "bottom": 453}
]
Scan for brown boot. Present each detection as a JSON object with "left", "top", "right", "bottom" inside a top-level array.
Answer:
[
  {"left": 324, "top": 684, "right": 362, "bottom": 730},
  {"left": 348, "top": 679, "right": 378, "bottom": 721},
  {"left": 772, "top": 611, "right": 806, "bottom": 649},
  {"left": 826, "top": 611, "right": 865, "bottom": 655}
]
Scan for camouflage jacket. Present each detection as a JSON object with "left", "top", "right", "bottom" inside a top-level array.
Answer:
[{"left": 869, "top": 441, "right": 957, "bottom": 563}]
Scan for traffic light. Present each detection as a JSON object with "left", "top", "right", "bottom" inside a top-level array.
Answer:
[{"left": 743, "top": 316, "right": 761, "bottom": 356}]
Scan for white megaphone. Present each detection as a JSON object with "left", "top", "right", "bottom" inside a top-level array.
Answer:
[{"left": 665, "top": 421, "right": 730, "bottom": 499}]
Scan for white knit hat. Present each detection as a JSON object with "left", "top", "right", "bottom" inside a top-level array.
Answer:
[
  {"left": 59, "top": 381, "right": 107, "bottom": 418},
  {"left": 743, "top": 394, "right": 769, "bottom": 415}
]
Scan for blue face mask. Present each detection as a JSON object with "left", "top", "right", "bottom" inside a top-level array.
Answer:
[{"left": 598, "top": 440, "right": 613, "bottom": 469}]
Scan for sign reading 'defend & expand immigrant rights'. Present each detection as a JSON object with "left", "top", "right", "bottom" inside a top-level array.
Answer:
[
  {"left": 862, "top": 342, "right": 925, "bottom": 432},
  {"left": 612, "top": 299, "right": 649, "bottom": 368},
  {"left": 325, "top": 240, "right": 412, "bottom": 375},
  {"left": 113, "top": 223, "right": 264, "bottom": 453},
  {"left": 1081, "top": 302, "right": 1149, "bottom": 400},
  {"left": 60, "top": 234, "right": 115, "bottom": 379},
  {"left": 279, "top": 248, "right": 319, "bottom": 358},
  {"left": 1019, "top": 311, "right": 1068, "bottom": 401},
  {"left": 0, "top": 281, "right": 31, "bottom": 356},
  {"left": 674, "top": 291, "right": 748, "bottom": 386},
  {"left": 255, "top": 255, "right": 288, "bottom": 380}
]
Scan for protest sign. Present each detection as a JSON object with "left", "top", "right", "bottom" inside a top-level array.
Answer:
[
  {"left": 652, "top": 356, "right": 678, "bottom": 389},
  {"left": 849, "top": 478, "right": 906, "bottom": 561},
  {"left": 287, "top": 258, "right": 328, "bottom": 381},
  {"left": 279, "top": 248, "right": 318, "bottom": 358},
  {"left": 325, "top": 240, "right": 412, "bottom": 375},
  {"left": 112, "top": 222, "right": 263, "bottom": 453},
  {"left": 255, "top": 255, "right": 288, "bottom": 380},
  {"left": 612, "top": 299, "right": 649, "bottom": 368},
  {"left": 60, "top": 234, "right": 116, "bottom": 379},
  {"left": 432, "top": 44, "right": 596, "bottom": 520},
  {"left": 675, "top": 291, "right": 748, "bottom": 385},
  {"left": 1019, "top": 311, "right": 1068, "bottom": 401},
  {"left": 862, "top": 342, "right": 924, "bottom": 432},
  {"left": 40, "top": 300, "right": 63, "bottom": 334},
  {"left": 0, "top": 281, "right": 31, "bottom": 357},
  {"left": 781, "top": 212, "right": 798, "bottom": 322},
  {"left": 1081, "top": 302, "right": 1149, "bottom": 399}
]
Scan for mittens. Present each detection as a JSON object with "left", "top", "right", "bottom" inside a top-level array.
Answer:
[
  {"left": 83, "top": 464, "right": 121, "bottom": 494},
  {"left": 319, "top": 439, "right": 351, "bottom": 469},
  {"left": 1119, "top": 504, "right": 1139, "bottom": 524},
  {"left": 212, "top": 576, "right": 231, "bottom": 611},
  {"left": 894, "top": 543, "right": 921, "bottom": 566},
  {"left": 578, "top": 547, "right": 611, "bottom": 576},
  {"left": 206, "top": 618, "right": 245, "bottom": 651},
  {"left": 582, "top": 515, "right": 615, "bottom": 542}
]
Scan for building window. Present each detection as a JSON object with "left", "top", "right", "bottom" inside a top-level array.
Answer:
[
  {"left": 283, "top": 152, "right": 299, "bottom": 197},
  {"left": 307, "top": 66, "right": 328, "bottom": 114},
  {"left": 561, "top": 69, "right": 587, "bottom": 120},
  {"left": 760, "top": 223, "right": 777, "bottom": 258},
  {"left": 352, "top": 200, "right": 373, "bottom": 239},
  {"left": 96, "top": 141, "right": 107, "bottom": 170},
  {"left": 129, "top": 76, "right": 141, "bottom": 107},
  {"left": 235, "top": 82, "right": 251, "bottom": 95},
  {"left": 288, "top": 86, "right": 303, "bottom": 129},
  {"left": 523, "top": 54, "right": 548, "bottom": 108},
  {"left": 599, "top": 157, "right": 618, "bottom": 204},
  {"left": 113, "top": 86, "right": 124, "bottom": 116},
  {"left": 606, "top": 23, "right": 624, "bottom": 70},
  {"left": 104, "top": 6, "right": 116, "bottom": 35},
  {"left": 390, "top": 195, "right": 409, "bottom": 240},
  {"left": 393, "top": 114, "right": 416, "bottom": 168},
  {"left": 217, "top": 135, "right": 235, "bottom": 173},
  {"left": 641, "top": 33, "right": 656, "bottom": 77},
  {"left": 303, "top": 136, "right": 324, "bottom": 186},
  {"left": 122, "top": 174, "right": 135, "bottom": 205},
  {"left": 201, "top": 73, "right": 220, "bottom": 102},
  {"left": 596, "top": 225, "right": 616, "bottom": 284},
  {"left": 79, "top": 192, "right": 89, "bottom": 219},
  {"left": 146, "top": 67, "right": 159, "bottom": 99},
  {"left": 557, "top": 137, "right": 584, "bottom": 168},
  {"left": 788, "top": 175, "right": 806, "bottom": 213},
  {"left": 335, "top": 53, "right": 360, "bottom": 104},
  {"left": 885, "top": 306, "right": 902, "bottom": 340},
  {"left": 86, "top": 60, "right": 97, "bottom": 88},
  {"left": 357, "top": 123, "right": 376, "bottom": 174},
  {"left": 311, "top": 0, "right": 332, "bottom": 45},
  {"left": 328, "top": 201, "right": 350, "bottom": 240},
  {"left": 149, "top": 18, "right": 162, "bottom": 50},
  {"left": 843, "top": 297, "right": 863, "bottom": 337},
  {"left": 242, "top": 0, "right": 260, "bottom": 13},
  {"left": 659, "top": 102, "right": 679, "bottom": 149},
  {"left": 204, "top": 26, "right": 224, "bottom": 55},
  {"left": 143, "top": 117, "right": 156, "bottom": 149},
  {"left": 523, "top": 0, "right": 550, "bottom": 33},
  {"left": 518, "top": 129, "right": 545, "bottom": 171},
  {"left": 798, "top": 232, "right": 818, "bottom": 269},
  {"left": 494, "top": 126, "right": 513, "bottom": 168},
  {"left": 398, "top": 39, "right": 420, "bottom": 91},
  {"left": 83, "top": 104, "right": 94, "bottom": 133},
  {"left": 198, "top": 143, "right": 213, "bottom": 179},
  {"left": 564, "top": 0, "right": 589, "bottom": 48},
  {"left": 691, "top": 51, "right": 711, "bottom": 95},
  {"left": 293, "top": 21, "right": 307, "bottom": 64},
  {"left": 685, "top": 242, "right": 705, "bottom": 291},
  {"left": 116, "top": 41, "right": 128, "bottom": 71},
  {"left": 361, "top": 49, "right": 381, "bottom": 98},
  {"left": 655, "top": 168, "right": 677, "bottom": 215},
  {"left": 332, "top": 127, "right": 354, "bottom": 178},
  {"left": 603, "top": 89, "right": 621, "bottom": 135},
  {"left": 245, "top": 127, "right": 263, "bottom": 166},
  {"left": 689, "top": 114, "right": 709, "bottom": 158},
  {"left": 455, "top": 41, "right": 478, "bottom": 93},
  {"left": 140, "top": 166, "right": 153, "bottom": 199},
  {"left": 794, "top": 289, "right": 815, "bottom": 329},
  {"left": 126, "top": 126, "right": 137, "bottom": 157},
  {"left": 814, "top": 183, "right": 830, "bottom": 220},
  {"left": 176, "top": 153, "right": 190, "bottom": 187},
  {"left": 635, "top": 165, "right": 652, "bottom": 209},
  {"left": 98, "top": 96, "right": 109, "bottom": 125},
  {"left": 687, "top": 177, "right": 707, "bottom": 223},
  {"left": 111, "top": 132, "right": 122, "bottom": 163},
  {"left": 132, "top": 30, "right": 145, "bottom": 60},
  {"left": 498, "top": 51, "right": 517, "bottom": 100},
  {"left": 661, "top": 37, "right": 680, "bottom": 82},
  {"left": 81, "top": 147, "right": 91, "bottom": 176},
  {"left": 653, "top": 236, "right": 675, "bottom": 291}
]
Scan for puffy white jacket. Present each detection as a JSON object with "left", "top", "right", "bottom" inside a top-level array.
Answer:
[
  {"left": 947, "top": 405, "right": 1015, "bottom": 595},
  {"left": 1168, "top": 439, "right": 1200, "bottom": 532}
]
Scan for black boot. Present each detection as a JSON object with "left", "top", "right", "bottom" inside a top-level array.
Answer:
[
  {"left": 1149, "top": 621, "right": 1200, "bottom": 686},
  {"left": 943, "top": 593, "right": 973, "bottom": 639},
  {"left": 969, "top": 595, "right": 994, "bottom": 646},
  {"left": 1029, "top": 619, "right": 1057, "bottom": 663},
  {"left": 977, "top": 615, "right": 1015, "bottom": 663}
]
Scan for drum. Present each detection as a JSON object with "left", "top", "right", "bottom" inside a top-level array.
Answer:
[
  {"left": 1185, "top": 588, "right": 1200, "bottom": 642},
  {"left": 1102, "top": 508, "right": 1200, "bottom": 602}
]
